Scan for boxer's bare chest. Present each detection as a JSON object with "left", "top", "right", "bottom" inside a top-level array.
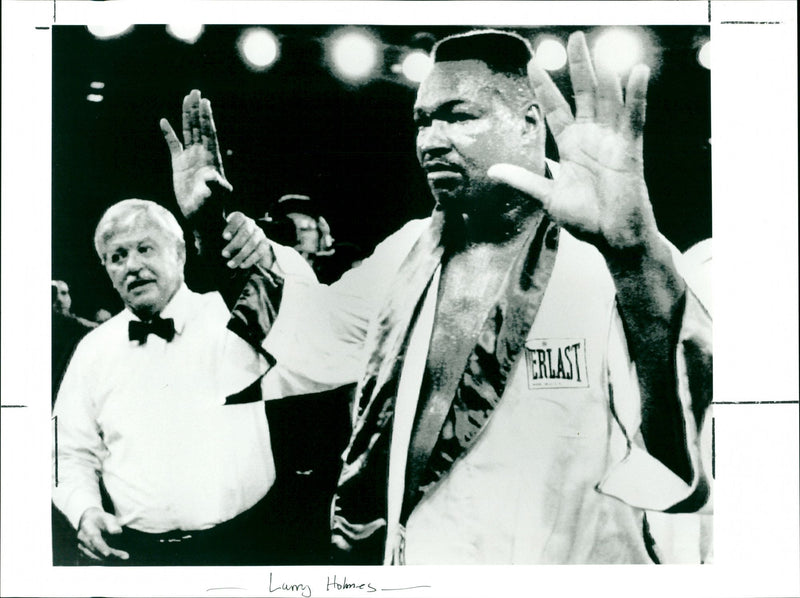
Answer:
[{"left": 424, "top": 241, "right": 524, "bottom": 389}]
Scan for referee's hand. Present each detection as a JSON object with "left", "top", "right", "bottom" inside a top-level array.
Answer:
[
  {"left": 77, "top": 507, "right": 130, "bottom": 561},
  {"left": 223, "top": 211, "right": 275, "bottom": 270}
]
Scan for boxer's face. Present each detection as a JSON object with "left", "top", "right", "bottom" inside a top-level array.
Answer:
[{"left": 414, "top": 60, "right": 544, "bottom": 214}]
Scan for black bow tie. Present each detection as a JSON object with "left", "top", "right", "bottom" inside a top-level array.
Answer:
[{"left": 128, "top": 317, "right": 176, "bottom": 343}]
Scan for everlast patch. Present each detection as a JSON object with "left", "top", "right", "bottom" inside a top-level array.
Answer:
[{"left": 524, "top": 338, "right": 589, "bottom": 389}]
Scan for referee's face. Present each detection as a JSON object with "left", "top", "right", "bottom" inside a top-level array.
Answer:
[{"left": 102, "top": 220, "right": 186, "bottom": 321}]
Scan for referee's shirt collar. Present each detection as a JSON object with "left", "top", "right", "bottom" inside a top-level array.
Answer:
[{"left": 122, "top": 283, "right": 191, "bottom": 337}]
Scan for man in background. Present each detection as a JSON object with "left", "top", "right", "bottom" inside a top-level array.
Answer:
[
  {"left": 260, "top": 193, "right": 363, "bottom": 284},
  {"left": 52, "top": 280, "right": 97, "bottom": 403}
]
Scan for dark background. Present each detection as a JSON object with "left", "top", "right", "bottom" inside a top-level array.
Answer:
[{"left": 53, "top": 24, "right": 711, "bottom": 317}]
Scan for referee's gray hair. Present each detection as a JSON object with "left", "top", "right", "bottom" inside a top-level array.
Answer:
[{"left": 94, "top": 199, "right": 185, "bottom": 263}]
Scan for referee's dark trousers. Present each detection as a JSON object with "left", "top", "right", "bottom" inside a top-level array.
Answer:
[{"left": 105, "top": 493, "right": 276, "bottom": 566}]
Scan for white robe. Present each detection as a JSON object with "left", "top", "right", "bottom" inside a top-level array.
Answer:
[{"left": 261, "top": 218, "right": 713, "bottom": 564}]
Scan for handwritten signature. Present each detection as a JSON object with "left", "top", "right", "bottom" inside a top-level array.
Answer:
[{"left": 261, "top": 572, "right": 430, "bottom": 597}]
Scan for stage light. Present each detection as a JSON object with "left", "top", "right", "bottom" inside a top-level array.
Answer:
[
  {"left": 534, "top": 38, "right": 567, "bottom": 71},
  {"left": 401, "top": 50, "right": 432, "bottom": 84},
  {"left": 86, "top": 94, "right": 104, "bottom": 103},
  {"left": 697, "top": 40, "right": 710, "bottom": 69},
  {"left": 89, "top": 81, "right": 105, "bottom": 90},
  {"left": 593, "top": 28, "right": 642, "bottom": 73},
  {"left": 237, "top": 28, "right": 279, "bottom": 72},
  {"left": 328, "top": 28, "right": 381, "bottom": 83},
  {"left": 167, "top": 23, "right": 204, "bottom": 45},
  {"left": 86, "top": 23, "right": 134, "bottom": 40}
]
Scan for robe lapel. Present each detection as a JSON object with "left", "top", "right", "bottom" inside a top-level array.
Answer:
[
  {"left": 405, "top": 218, "right": 560, "bottom": 519},
  {"left": 332, "top": 211, "right": 446, "bottom": 563}
]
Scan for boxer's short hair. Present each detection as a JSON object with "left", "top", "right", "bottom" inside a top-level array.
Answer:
[{"left": 432, "top": 29, "right": 533, "bottom": 77}]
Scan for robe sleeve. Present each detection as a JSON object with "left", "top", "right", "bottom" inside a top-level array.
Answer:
[
  {"left": 598, "top": 243, "right": 713, "bottom": 514},
  {"left": 226, "top": 220, "right": 430, "bottom": 400}
]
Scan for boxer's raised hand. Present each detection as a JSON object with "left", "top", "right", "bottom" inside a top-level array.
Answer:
[
  {"left": 489, "top": 31, "right": 656, "bottom": 256},
  {"left": 160, "top": 89, "right": 232, "bottom": 220}
]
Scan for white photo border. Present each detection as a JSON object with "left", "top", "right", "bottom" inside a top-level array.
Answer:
[{"left": 1, "top": 1, "right": 798, "bottom": 597}]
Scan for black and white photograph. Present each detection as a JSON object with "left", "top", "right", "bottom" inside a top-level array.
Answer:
[
  {"left": 50, "top": 21, "right": 715, "bottom": 568},
  {"left": 1, "top": 1, "right": 798, "bottom": 597}
]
